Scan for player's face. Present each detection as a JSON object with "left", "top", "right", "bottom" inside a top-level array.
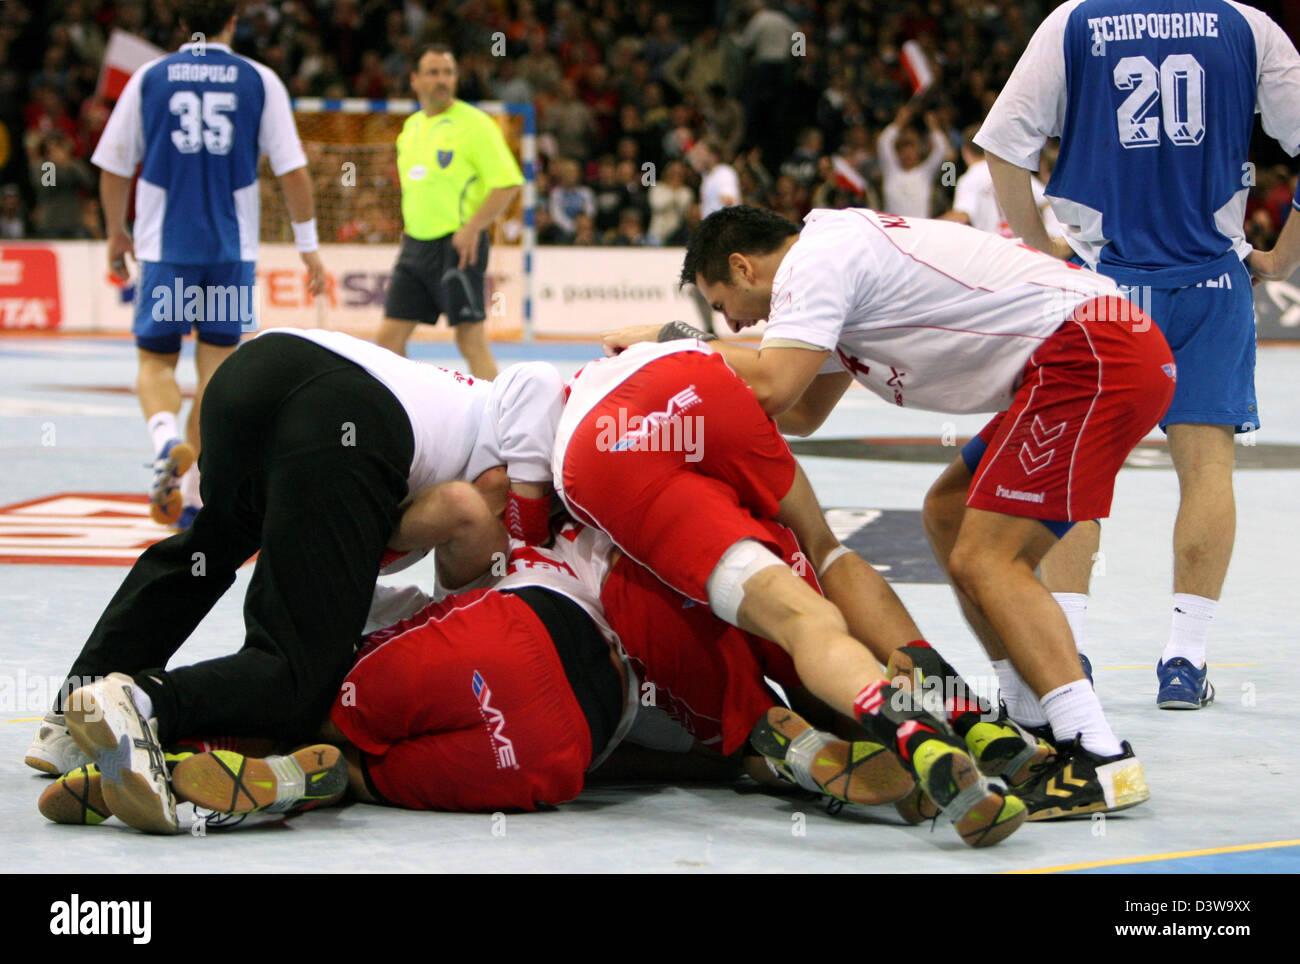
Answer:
[
  {"left": 697, "top": 269, "right": 772, "bottom": 333},
  {"left": 412, "top": 52, "right": 457, "bottom": 109}
]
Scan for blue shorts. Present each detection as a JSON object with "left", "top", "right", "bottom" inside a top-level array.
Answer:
[
  {"left": 134, "top": 261, "right": 256, "bottom": 354},
  {"left": 1118, "top": 258, "right": 1257, "bottom": 433}
]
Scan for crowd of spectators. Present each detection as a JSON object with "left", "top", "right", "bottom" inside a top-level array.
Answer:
[{"left": 1, "top": 0, "right": 1296, "bottom": 250}]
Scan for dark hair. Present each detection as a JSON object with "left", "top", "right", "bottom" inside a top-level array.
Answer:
[
  {"left": 680, "top": 205, "right": 800, "bottom": 287},
  {"left": 178, "top": 0, "right": 237, "bottom": 38},
  {"left": 411, "top": 43, "right": 456, "bottom": 71}
]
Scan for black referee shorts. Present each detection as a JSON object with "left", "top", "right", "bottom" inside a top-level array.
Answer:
[{"left": 384, "top": 231, "right": 490, "bottom": 326}]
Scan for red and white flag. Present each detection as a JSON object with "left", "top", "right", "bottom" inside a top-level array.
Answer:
[
  {"left": 97, "top": 29, "right": 165, "bottom": 100},
  {"left": 831, "top": 156, "right": 867, "bottom": 196},
  {"left": 900, "top": 40, "right": 934, "bottom": 96}
]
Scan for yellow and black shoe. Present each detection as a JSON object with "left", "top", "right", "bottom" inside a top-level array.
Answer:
[
  {"left": 749, "top": 707, "right": 914, "bottom": 807},
  {"left": 960, "top": 704, "right": 1054, "bottom": 787},
  {"left": 859, "top": 680, "right": 1026, "bottom": 847},
  {"left": 38, "top": 750, "right": 196, "bottom": 826},
  {"left": 171, "top": 744, "right": 348, "bottom": 816},
  {"left": 907, "top": 731, "right": 1027, "bottom": 847},
  {"left": 38, "top": 763, "right": 112, "bottom": 826},
  {"left": 1014, "top": 738, "right": 1150, "bottom": 821}
]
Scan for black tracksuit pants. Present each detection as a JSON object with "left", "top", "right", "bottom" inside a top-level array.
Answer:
[{"left": 61, "top": 333, "right": 414, "bottom": 745}]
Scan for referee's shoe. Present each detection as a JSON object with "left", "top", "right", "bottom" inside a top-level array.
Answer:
[{"left": 63, "top": 673, "right": 178, "bottom": 834}]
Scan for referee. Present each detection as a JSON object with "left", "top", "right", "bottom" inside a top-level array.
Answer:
[{"left": 377, "top": 44, "right": 523, "bottom": 379}]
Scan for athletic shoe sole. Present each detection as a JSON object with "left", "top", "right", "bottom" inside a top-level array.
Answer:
[
  {"left": 63, "top": 676, "right": 178, "bottom": 834},
  {"left": 39, "top": 764, "right": 112, "bottom": 825},
  {"left": 750, "top": 707, "right": 913, "bottom": 806},
  {"left": 911, "top": 738, "right": 1027, "bottom": 847},
  {"left": 150, "top": 442, "right": 195, "bottom": 526},
  {"left": 172, "top": 744, "right": 347, "bottom": 815},
  {"left": 1024, "top": 754, "right": 1150, "bottom": 821}
]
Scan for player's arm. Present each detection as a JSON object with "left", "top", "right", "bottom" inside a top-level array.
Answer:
[
  {"left": 254, "top": 63, "right": 324, "bottom": 294},
  {"left": 99, "top": 171, "right": 135, "bottom": 279},
  {"left": 776, "top": 370, "right": 852, "bottom": 437},
  {"left": 91, "top": 64, "right": 148, "bottom": 280},
  {"left": 986, "top": 153, "right": 1070, "bottom": 258},
  {"left": 274, "top": 165, "right": 325, "bottom": 296},
  {"left": 974, "top": 2, "right": 1070, "bottom": 256},
  {"left": 1249, "top": 191, "right": 1300, "bottom": 281},
  {"left": 390, "top": 480, "right": 509, "bottom": 589}
]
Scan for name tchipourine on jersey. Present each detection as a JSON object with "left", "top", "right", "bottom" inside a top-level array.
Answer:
[
  {"left": 166, "top": 63, "right": 238, "bottom": 83},
  {"left": 1087, "top": 12, "right": 1220, "bottom": 48}
]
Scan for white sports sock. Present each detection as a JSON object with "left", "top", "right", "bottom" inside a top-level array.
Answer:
[
  {"left": 179, "top": 466, "right": 202, "bottom": 508},
  {"left": 131, "top": 685, "right": 154, "bottom": 722},
  {"left": 1041, "top": 681, "right": 1122, "bottom": 758},
  {"left": 992, "top": 659, "right": 1048, "bottom": 726},
  {"left": 1161, "top": 593, "right": 1216, "bottom": 667},
  {"left": 1052, "top": 592, "right": 1088, "bottom": 653},
  {"left": 147, "top": 412, "right": 179, "bottom": 454}
]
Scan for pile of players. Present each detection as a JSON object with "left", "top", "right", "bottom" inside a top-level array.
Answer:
[{"left": 26, "top": 197, "right": 1188, "bottom": 850}]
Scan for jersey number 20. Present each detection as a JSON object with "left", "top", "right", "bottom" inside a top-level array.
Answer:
[
  {"left": 1114, "top": 54, "right": 1205, "bottom": 149},
  {"left": 170, "top": 90, "right": 236, "bottom": 155}
]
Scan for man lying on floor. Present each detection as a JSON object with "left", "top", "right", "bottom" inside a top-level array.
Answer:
[{"left": 40, "top": 498, "right": 922, "bottom": 827}]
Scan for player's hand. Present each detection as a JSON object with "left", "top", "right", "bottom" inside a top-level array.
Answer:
[
  {"left": 452, "top": 225, "right": 484, "bottom": 269},
  {"left": 1247, "top": 248, "right": 1279, "bottom": 285},
  {"left": 601, "top": 324, "right": 661, "bottom": 356},
  {"left": 107, "top": 230, "right": 134, "bottom": 282},
  {"left": 300, "top": 250, "right": 326, "bottom": 296}
]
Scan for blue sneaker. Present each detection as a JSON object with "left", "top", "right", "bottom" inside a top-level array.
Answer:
[
  {"left": 1079, "top": 652, "right": 1094, "bottom": 686},
  {"left": 149, "top": 438, "right": 195, "bottom": 526},
  {"left": 1156, "top": 658, "right": 1215, "bottom": 709},
  {"left": 174, "top": 504, "right": 200, "bottom": 531}
]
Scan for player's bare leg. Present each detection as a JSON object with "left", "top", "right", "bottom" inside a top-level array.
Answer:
[
  {"left": 1156, "top": 423, "right": 1234, "bottom": 707},
  {"left": 137, "top": 348, "right": 182, "bottom": 421},
  {"left": 1038, "top": 518, "right": 1098, "bottom": 680},
  {"left": 376, "top": 317, "right": 417, "bottom": 357},
  {"left": 137, "top": 348, "right": 194, "bottom": 524},
  {"left": 189, "top": 340, "right": 236, "bottom": 461},
  {"left": 946, "top": 507, "right": 1149, "bottom": 819},
  {"left": 922, "top": 456, "right": 1009, "bottom": 659},
  {"left": 453, "top": 320, "right": 499, "bottom": 380},
  {"left": 728, "top": 557, "right": 1025, "bottom": 845},
  {"left": 177, "top": 341, "right": 237, "bottom": 520}
]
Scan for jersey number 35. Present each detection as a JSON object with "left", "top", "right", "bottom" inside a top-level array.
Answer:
[{"left": 170, "top": 90, "right": 236, "bottom": 156}]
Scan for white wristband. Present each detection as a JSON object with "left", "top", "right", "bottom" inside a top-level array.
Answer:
[
  {"left": 292, "top": 219, "right": 319, "bottom": 253},
  {"left": 817, "top": 544, "right": 854, "bottom": 579}
]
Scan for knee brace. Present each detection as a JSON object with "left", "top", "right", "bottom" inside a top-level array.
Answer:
[{"left": 706, "top": 538, "right": 787, "bottom": 627}]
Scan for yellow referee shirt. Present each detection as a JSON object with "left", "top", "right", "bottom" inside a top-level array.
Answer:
[{"left": 396, "top": 100, "right": 524, "bottom": 240}]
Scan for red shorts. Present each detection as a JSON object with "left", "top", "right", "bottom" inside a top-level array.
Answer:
[
  {"left": 600, "top": 520, "right": 809, "bottom": 755},
  {"left": 330, "top": 589, "right": 592, "bottom": 812},
  {"left": 560, "top": 351, "right": 797, "bottom": 602},
  {"left": 968, "top": 297, "right": 1175, "bottom": 523}
]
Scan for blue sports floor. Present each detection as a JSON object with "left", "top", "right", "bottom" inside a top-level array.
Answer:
[{"left": 2, "top": 335, "right": 1298, "bottom": 873}]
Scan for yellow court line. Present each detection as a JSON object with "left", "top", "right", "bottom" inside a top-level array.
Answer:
[
  {"left": 1012, "top": 838, "right": 1300, "bottom": 874},
  {"left": 5, "top": 717, "right": 43, "bottom": 723},
  {"left": 1097, "top": 662, "right": 1259, "bottom": 670}
]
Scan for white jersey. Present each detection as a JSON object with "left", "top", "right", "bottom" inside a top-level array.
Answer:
[
  {"left": 264, "top": 329, "right": 562, "bottom": 493},
  {"left": 551, "top": 340, "right": 710, "bottom": 504},
  {"left": 761, "top": 208, "right": 1119, "bottom": 413},
  {"left": 700, "top": 163, "right": 740, "bottom": 217}
]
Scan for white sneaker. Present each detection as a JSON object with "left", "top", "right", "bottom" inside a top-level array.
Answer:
[
  {"left": 25, "top": 711, "right": 92, "bottom": 775},
  {"left": 64, "top": 673, "right": 178, "bottom": 834}
]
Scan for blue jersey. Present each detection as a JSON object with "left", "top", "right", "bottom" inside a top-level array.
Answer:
[
  {"left": 977, "top": 1, "right": 1300, "bottom": 287},
  {"left": 92, "top": 42, "right": 306, "bottom": 265}
]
